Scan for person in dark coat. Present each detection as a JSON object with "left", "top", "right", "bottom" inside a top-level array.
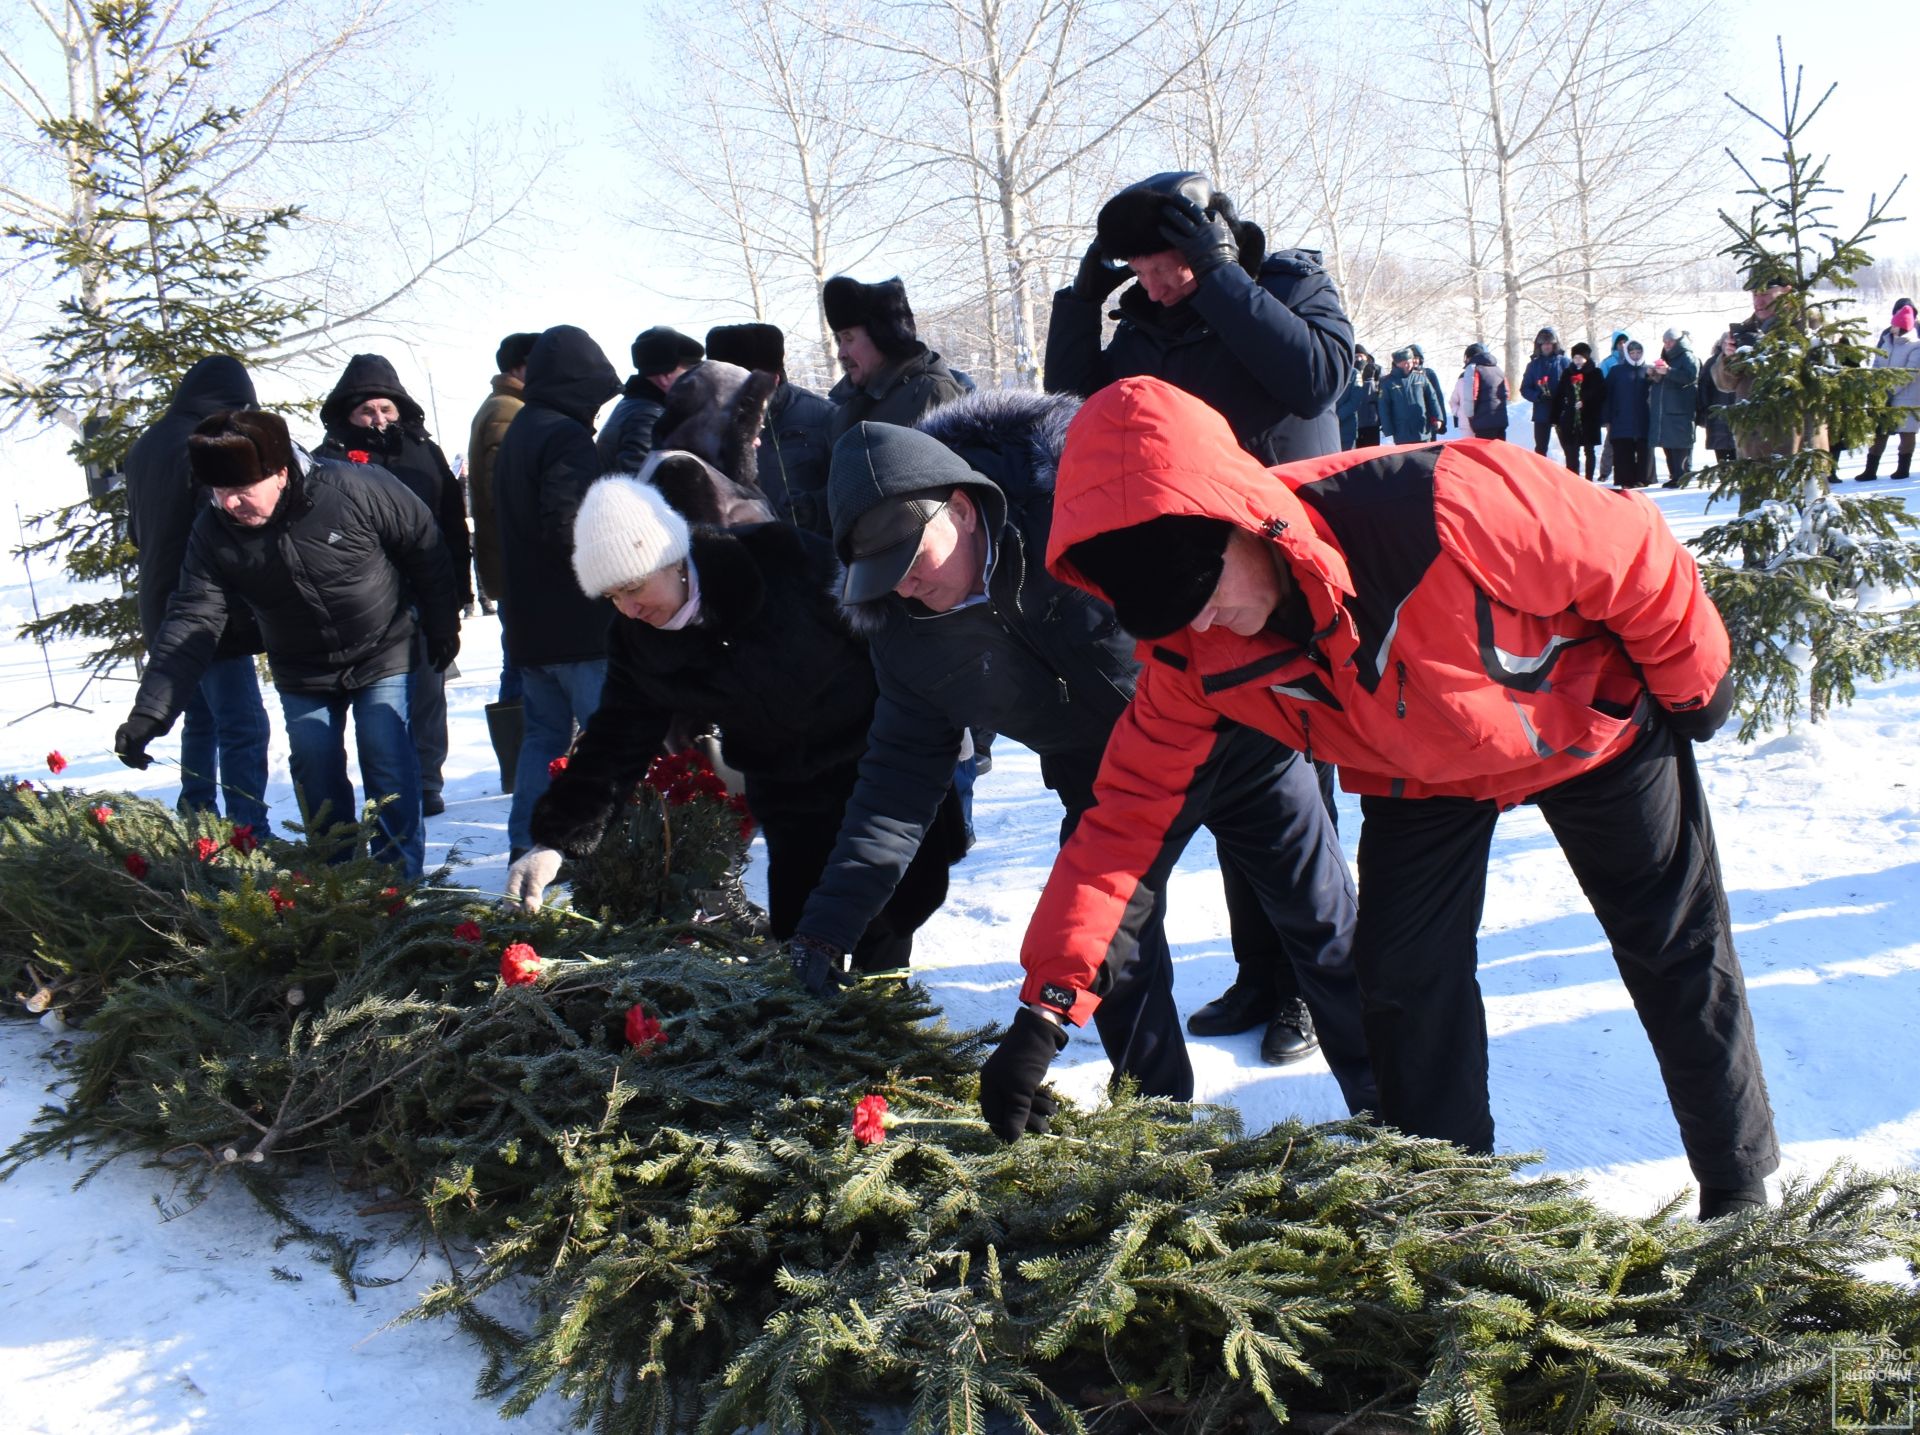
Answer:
[
  {"left": 1650, "top": 328, "right": 1701, "bottom": 487},
  {"left": 598, "top": 327, "right": 703, "bottom": 476},
  {"left": 114, "top": 410, "right": 460, "bottom": 878},
  {"left": 1379, "top": 347, "right": 1443, "bottom": 442},
  {"left": 823, "top": 275, "right": 967, "bottom": 439},
  {"left": 783, "top": 392, "right": 1376, "bottom": 1117},
  {"left": 1043, "top": 169, "right": 1359, "bottom": 1062},
  {"left": 1520, "top": 327, "right": 1570, "bottom": 459},
  {"left": 1551, "top": 341, "right": 1607, "bottom": 478},
  {"left": 493, "top": 324, "right": 622, "bottom": 857},
  {"left": 1451, "top": 343, "right": 1509, "bottom": 439},
  {"left": 1695, "top": 349, "right": 1737, "bottom": 466},
  {"left": 467, "top": 332, "right": 539, "bottom": 623},
  {"left": 123, "top": 355, "right": 274, "bottom": 836},
  {"left": 1603, "top": 338, "right": 1654, "bottom": 487},
  {"left": 1336, "top": 345, "right": 1382, "bottom": 448},
  {"left": 314, "top": 354, "right": 471, "bottom": 816},
  {"left": 502, "top": 477, "right": 963, "bottom": 969},
  {"left": 705, "top": 322, "right": 837, "bottom": 535},
  {"left": 1409, "top": 344, "right": 1449, "bottom": 436}
]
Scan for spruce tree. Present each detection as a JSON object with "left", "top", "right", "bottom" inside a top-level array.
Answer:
[
  {"left": 0, "top": 0, "right": 308, "bottom": 673},
  {"left": 1690, "top": 45, "right": 1920, "bottom": 737}
]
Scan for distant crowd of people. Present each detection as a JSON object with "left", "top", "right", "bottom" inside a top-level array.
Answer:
[{"left": 107, "top": 168, "right": 1791, "bottom": 1216}]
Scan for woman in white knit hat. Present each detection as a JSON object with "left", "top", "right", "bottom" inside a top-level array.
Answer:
[{"left": 504, "top": 476, "right": 963, "bottom": 970}]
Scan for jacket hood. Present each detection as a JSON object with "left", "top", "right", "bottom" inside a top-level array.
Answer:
[
  {"left": 1047, "top": 377, "right": 1353, "bottom": 604},
  {"left": 1535, "top": 327, "right": 1560, "bottom": 352},
  {"left": 524, "top": 325, "right": 621, "bottom": 428},
  {"left": 168, "top": 355, "right": 257, "bottom": 421},
  {"left": 1610, "top": 329, "right": 1630, "bottom": 349},
  {"left": 319, "top": 353, "right": 426, "bottom": 431}
]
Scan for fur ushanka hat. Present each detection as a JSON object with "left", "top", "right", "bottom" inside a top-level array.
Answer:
[
  {"left": 822, "top": 275, "right": 920, "bottom": 359},
  {"left": 704, "top": 323, "right": 786, "bottom": 377},
  {"left": 187, "top": 409, "right": 295, "bottom": 489},
  {"left": 1094, "top": 171, "right": 1266, "bottom": 277}
]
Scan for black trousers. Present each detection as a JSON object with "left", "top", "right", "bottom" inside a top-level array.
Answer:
[
  {"left": 1356, "top": 424, "right": 1381, "bottom": 448},
  {"left": 1350, "top": 721, "right": 1778, "bottom": 1185},
  {"left": 750, "top": 764, "right": 963, "bottom": 972},
  {"left": 1661, "top": 447, "right": 1692, "bottom": 482},
  {"left": 1101, "top": 726, "right": 1374, "bottom": 1112},
  {"left": 1610, "top": 437, "right": 1650, "bottom": 487},
  {"left": 1532, "top": 417, "right": 1555, "bottom": 456},
  {"left": 1225, "top": 758, "right": 1339, "bottom": 1008}
]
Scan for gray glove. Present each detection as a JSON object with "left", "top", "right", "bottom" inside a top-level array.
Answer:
[{"left": 504, "top": 846, "right": 563, "bottom": 911}]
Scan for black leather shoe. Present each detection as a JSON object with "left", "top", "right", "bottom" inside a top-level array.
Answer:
[
  {"left": 1697, "top": 1179, "right": 1768, "bottom": 1220},
  {"left": 1186, "top": 980, "right": 1277, "bottom": 1038},
  {"left": 1259, "top": 998, "right": 1319, "bottom": 1066},
  {"left": 422, "top": 793, "right": 446, "bottom": 817}
]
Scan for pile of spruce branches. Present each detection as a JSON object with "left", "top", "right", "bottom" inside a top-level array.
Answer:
[{"left": 3, "top": 772, "right": 1917, "bottom": 1434}]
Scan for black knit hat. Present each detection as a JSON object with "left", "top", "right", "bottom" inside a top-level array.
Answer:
[
  {"left": 496, "top": 332, "right": 540, "bottom": 373},
  {"left": 1064, "top": 515, "right": 1232, "bottom": 640},
  {"left": 704, "top": 322, "right": 786, "bottom": 376},
  {"left": 822, "top": 275, "right": 919, "bottom": 360},
  {"left": 187, "top": 409, "right": 294, "bottom": 489},
  {"left": 632, "top": 326, "right": 705, "bottom": 377}
]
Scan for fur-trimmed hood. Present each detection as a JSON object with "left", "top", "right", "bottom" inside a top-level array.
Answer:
[{"left": 654, "top": 361, "right": 779, "bottom": 493}]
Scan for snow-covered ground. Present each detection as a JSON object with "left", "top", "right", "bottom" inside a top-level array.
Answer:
[{"left": 2, "top": 474, "right": 1918, "bottom": 1434}]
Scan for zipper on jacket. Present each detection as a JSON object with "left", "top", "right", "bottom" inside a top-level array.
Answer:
[
  {"left": 1057, "top": 676, "right": 1070, "bottom": 704},
  {"left": 1300, "top": 709, "right": 1314, "bottom": 764},
  {"left": 1261, "top": 516, "right": 1288, "bottom": 539},
  {"left": 1396, "top": 661, "right": 1408, "bottom": 719}
]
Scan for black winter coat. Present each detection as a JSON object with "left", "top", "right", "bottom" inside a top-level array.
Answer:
[
  {"left": 758, "top": 380, "right": 837, "bottom": 535},
  {"left": 1696, "top": 352, "right": 1736, "bottom": 453},
  {"left": 124, "top": 355, "right": 263, "bottom": 660},
  {"left": 130, "top": 453, "right": 459, "bottom": 725},
  {"left": 798, "top": 391, "right": 1141, "bottom": 953},
  {"left": 531, "top": 523, "right": 877, "bottom": 853},
  {"left": 313, "top": 426, "right": 471, "bottom": 607},
  {"left": 1044, "top": 249, "right": 1353, "bottom": 464},
  {"left": 596, "top": 376, "right": 666, "bottom": 475},
  {"left": 494, "top": 326, "right": 621, "bottom": 667},
  {"left": 1551, "top": 363, "right": 1607, "bottom": 443},
  {"left": 826, "top": 346, "right": 967, "bottom": 440}
]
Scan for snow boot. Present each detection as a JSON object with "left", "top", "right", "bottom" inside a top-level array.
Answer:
[
  {"left": 484, "top": 700, "right": 524, "bottom": 794},
  {"left": 1259, "top": 997, "right": 1320, "bottom": 1066},
  {"left": 1697, "top": 1178, "right": 1769, "bottom": 1220}
]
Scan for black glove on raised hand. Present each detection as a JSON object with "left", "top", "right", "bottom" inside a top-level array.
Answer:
[
  {"left": 427, "top": 632, "right": 460, "bottom": 673},
  {"left": 1156, "top": 195, "right": 1238, "bottom": 279},
  {"left": 529, "top": 772, "right": 622, "bottom": 857},
  {"left": 1663, "top": 672, "right": 1735, "bottom": 743},
  {"left": 787, "top": 933, "right": 852, "bottom": 997},
  {"left": 979, "top": 1007, "right": 1069, "bottom": 1142},
  {"left": 1071, "top": 238, "right": 1128, "bottom": 303},
  {"left": 114, "top": 715, "right": 161, "bottom": 770}
]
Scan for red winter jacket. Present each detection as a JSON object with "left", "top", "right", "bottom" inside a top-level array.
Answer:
[{"left": 1019, "top": 377, "right": 1730, "bottom": 1024}]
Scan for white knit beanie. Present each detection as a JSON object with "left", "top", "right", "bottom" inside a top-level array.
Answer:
[{"left": 571, "top": 476, "right": 691, "bottom": 596}]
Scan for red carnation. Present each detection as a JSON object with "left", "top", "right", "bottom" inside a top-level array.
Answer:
[
  {"left": 268, "top": 886, "right": 295, "bottom": 913},
  {"left": 90, "top": 804, "right": 113, "bottom": 825},
  {"left": 1571, "top": 372, "right": 1584, "bottom": 385},
  {"left": 548, "top": 754, "right": 569, "bottom": 780},
  {"left": 46, "top": 751, "right": 66, "bottom": 775},
  {"left": 500, "top": 942, "right": 542, "bottom": 987},
  {"left": 453, "top": 920, "right": 484, "bottom": 943},
  {"left": 229, "top": 824, "right": 257, "bottom": 854},
  {"left": 624, "top": 1003, "right": 666, "bottom": 1049},
  {"left": 852, "top": 1094, "right": 891, "bottom": 1146},
  {"left": 346, "top": 449, "right": 371, "bottom": 464},
  {"left": 382, "top": 885, "right": 405, "bottom": 916},
  {"left": 195, "top": 836, "right": 220, "bottom": 862},
  {"left": 124, "top": 851, "right": 150, "bottom": 879}
]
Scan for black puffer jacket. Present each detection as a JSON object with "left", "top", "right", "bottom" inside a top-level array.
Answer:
[
  {"left": 595, "top": 376, "right": 666, "bottom": 475},
  {"left": 124, "top": 355, "right": 264, "bottom": 659},
  {"left": 531, "top": 522, "right": 876, "bottom": 851},
  {"left": 798, "top": 390, "right": 1141, "bottom": 952},
  {"left": 314, "top": 355, "right": 472, "bottom": 605},
  {"left": 759, "top": 380, "right": 837, "bottom": 534},
  {"left": 494, "top": 326, "right": 621, "bottom": 667},
  {"left": 1044, "top": 249, "right": 1353, "bottom": 463},
  {"left": 826, "top": 346, "right": 967, "bottom": 439},
  {"left": 129, "top": 452, "right": 459, "bottom": 725}
]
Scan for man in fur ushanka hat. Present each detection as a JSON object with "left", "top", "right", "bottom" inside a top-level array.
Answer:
[{"left": 821, "top": 273, "right": 967, "bottom": 440}]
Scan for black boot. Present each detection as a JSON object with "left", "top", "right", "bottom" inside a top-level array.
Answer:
[
  {"left": 1698, "top": 1178, "right": 1768, "bottom": 1220},
  {"left": 1186, "top": 979, "right": 1277, "bottom": 1038},
  {"left": 484, "top": 700, "right": 524, "bottom": 794},
  {"left": 1259, "top": 997, "right": 1320, "bottom": 1066}
]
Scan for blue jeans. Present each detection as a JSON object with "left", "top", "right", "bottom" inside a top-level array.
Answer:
[
  {"left": 508, "top": 659, "right": 606, "bottom": 855},
  {"left": 278, "top": 673, "right": 423, "bottom": 878},
  {"left": 177, "top": 655, "right": 274, "bottom": 836}
]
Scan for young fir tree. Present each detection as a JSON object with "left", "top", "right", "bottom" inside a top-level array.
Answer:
[
  {"left": 0, "top": 0, "right": 308, "bottom": 673},
  {"left": 1691, "top": 45, "right": 1920, "bottom": 738}
]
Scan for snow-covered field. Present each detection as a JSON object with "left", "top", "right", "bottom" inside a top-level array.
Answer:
[{"left": 2, "top": 474, "right": 1918, "bottom": 1434}]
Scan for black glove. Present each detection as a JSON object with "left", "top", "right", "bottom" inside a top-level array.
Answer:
[
  {"left": 1664, "top": 672, "right": 1735, "bottom": 742},
  {"left": 1156, "top": 195, "right": 1238, "bottom": 279},
  {"left": 978, "top": 1007, "right": 1069, "bottom": 1141},
  {"left": 787, "top": 933, "right": 852, "bottom": 997},
  {"left": 530, "top": 773, "right": 622, "bottom": 858},
  {"left": 1071, "top": 238, "right": 1128, "bottom": 303},
  {"left": 114, "top": 715, "right": 161, "bottom": 770},
  {"left": 427, "top": 632, "right": 460, "bottom": 672}
]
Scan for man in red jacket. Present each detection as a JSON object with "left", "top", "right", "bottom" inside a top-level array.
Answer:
[{"left": 978, "top": 376, "right": 1777, "bottom": 1221}]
